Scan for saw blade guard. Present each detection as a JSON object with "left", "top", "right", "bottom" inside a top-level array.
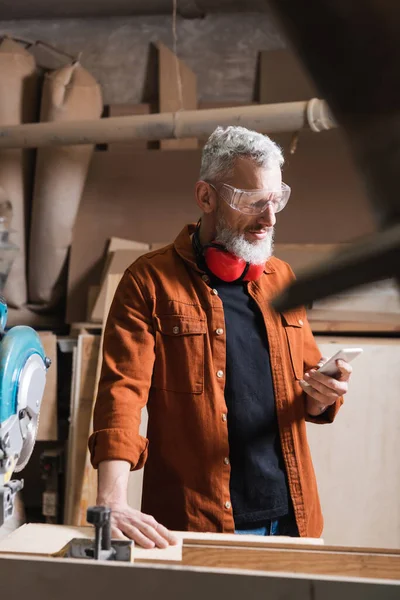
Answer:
[{"left": 0, "top": 326, "right": 48, "bottom": 471}]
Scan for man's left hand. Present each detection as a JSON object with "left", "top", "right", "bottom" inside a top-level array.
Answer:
[{"left": 299, "top": 358, "right": 352, "bottom": 416}]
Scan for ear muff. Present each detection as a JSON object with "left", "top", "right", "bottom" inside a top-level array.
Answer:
[
  {"left": 203, "top": 243, "right": 264, "bottom": 282},
  {"left": 243, "top": 262, "right": 265, "bottom": 282}
]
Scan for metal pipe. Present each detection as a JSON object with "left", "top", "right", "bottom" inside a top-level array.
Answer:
[{"left": 0, "top": 99, "right": 335, "bottom": 150}]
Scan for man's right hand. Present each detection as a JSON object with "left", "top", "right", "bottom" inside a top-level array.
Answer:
[
  {"left": 106, "top": 502, "right": 178, "bottom": 549},
  {"left": 97, "top": 459, "right": 178, "bottom": 549}
]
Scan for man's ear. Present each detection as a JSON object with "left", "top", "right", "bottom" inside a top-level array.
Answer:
[{"left": 195, "top": 181, "right": 217, "bottom": 214}]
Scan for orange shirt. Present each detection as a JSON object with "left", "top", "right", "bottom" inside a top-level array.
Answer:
[{"left": 89, "top": 224, "right": 342, "bottom": 537}]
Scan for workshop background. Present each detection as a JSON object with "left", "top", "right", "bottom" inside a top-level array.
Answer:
[{"left": 0, "top": 0, "right": 399, "bottom": 550}]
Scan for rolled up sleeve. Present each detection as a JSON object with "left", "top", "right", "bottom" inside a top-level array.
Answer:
[{"left": 89, "top": 267, "right": 155, "bottom": 470}]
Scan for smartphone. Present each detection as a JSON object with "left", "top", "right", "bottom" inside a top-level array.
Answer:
[{"left": 316, "top": 347, "right": 363, "bottom": 377}]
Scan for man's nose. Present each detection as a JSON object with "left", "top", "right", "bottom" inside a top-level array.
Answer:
[{"left": 257, "top": 204, "right": 276, "bottom": 228}]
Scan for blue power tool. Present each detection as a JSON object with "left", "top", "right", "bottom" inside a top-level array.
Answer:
[{"left": 0, "top": 296, "right": 50, "bottom": 525}]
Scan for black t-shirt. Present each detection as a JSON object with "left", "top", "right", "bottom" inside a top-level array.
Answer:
[{"left": 211, "top": 275, "right": 289, "bottom": 526}]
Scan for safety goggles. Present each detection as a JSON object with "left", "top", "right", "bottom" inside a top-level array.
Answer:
[{"left": 208, "top": 181, "right": 291, "bottom": 215}]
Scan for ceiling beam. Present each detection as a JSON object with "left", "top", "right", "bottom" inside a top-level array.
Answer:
[{"left": 0, "top": 0, "right": 267, "bottom": 21}]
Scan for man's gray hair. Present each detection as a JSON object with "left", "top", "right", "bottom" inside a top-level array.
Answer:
[{"left": 199, "top": 126, "right": 284, "bottom": 183}]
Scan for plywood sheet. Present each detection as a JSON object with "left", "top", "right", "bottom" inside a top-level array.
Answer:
[
  {"left": 308, "top": 337, "right": 400, "bottom": 549},
  {"left": 0, "top": 523, "right": 182, "bottom": 562}
]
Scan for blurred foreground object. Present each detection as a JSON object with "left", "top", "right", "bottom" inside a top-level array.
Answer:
[{"left": 268, "top": 0, "right": 400, "bottom": 311}]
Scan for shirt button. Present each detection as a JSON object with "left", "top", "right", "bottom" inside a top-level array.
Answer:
[
  {"left": 222, "top": 413, "right": 227, "bottom": 422},
  {"left": 215, "top": 328, "right": 224, "bottom": 335},
  {"left": 298, "top": 319, "right": 303, "bottom": 326},
  {"left": 172, "top": 326, "right": 180, "bottom": 334},
  {"left": 211, "top": 288, "right": 219, "bottom": 296},
  {"left": 217, "top": 370, "right": 224, "bottom": 378},
  {"left": 224, "top": 501, "right": 231, "bottom": 510},
  {"left": 224, "top": 457, "right": 230, "bottom": 465}
]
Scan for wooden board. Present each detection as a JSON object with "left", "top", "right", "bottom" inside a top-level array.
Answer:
[
  {"left": 157, "top": 41, "right": 197, "bottom": 150},
  {"left": 0, "top": 523, "right": 182, "bottom": 562},
  {"left": 309, "top": 308, "right": 400, "bottom": 330},
  {"left": 177, "top": 531, "right": 323, "bottom": 547},
  {"left": 77, "top": 274, "right": 124, "bottom": 524},
  {"left": 309, "top": 316, "right": 400, "bottom": 333},
  {"left": 182, "top": 542, "right": 400, "bottom": 581},
  {"left": 37, "top": 332, "right": 58, "bottom": 441},
  {"left": 64, "top": 335, "right": 101, "bottom": 525}
]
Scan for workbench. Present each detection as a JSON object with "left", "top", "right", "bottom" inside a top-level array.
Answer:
[{"left": 0, "top": 524, "right": 399, "bottom": 599}]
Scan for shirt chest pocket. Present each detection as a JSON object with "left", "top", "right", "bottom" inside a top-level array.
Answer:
[
  {"left": 281, "top": 311, "right": 305, "bottom": 380},
  {"left": 152, "top": 315, "right": 207, "bottom": 394}
]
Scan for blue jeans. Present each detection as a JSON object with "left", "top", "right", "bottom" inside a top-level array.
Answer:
[{"left": 235, "top": 513, "right": 299, "bottom": 537}]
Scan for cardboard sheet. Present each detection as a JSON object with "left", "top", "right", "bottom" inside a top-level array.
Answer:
[
  {"left": 91, "top": 247, "right": 149, "bottom": 322},
  {"left": 157, "top": 41, "right": 197, "bottom": 150}
]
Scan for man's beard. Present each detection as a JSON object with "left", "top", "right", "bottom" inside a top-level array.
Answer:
[{"left": 214, "top": 212, "right": 275, "bottom": 265}]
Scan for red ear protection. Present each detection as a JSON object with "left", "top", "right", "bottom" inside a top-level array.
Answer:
[{"left": 203, "top": 243, "right": 264, "bottom": 282}]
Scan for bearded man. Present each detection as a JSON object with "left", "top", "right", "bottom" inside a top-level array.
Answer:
[{"left": 89, "top": 126, "right": 353, "bottom": 548}]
